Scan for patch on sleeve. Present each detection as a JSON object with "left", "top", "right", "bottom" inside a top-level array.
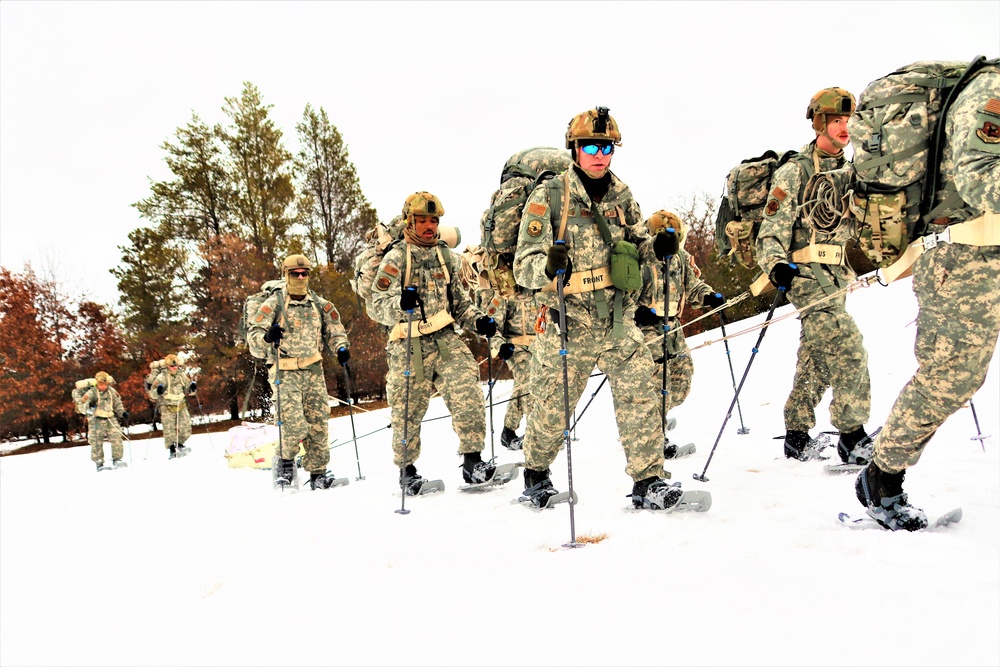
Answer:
[
  {"left": 975, "top": 118, "right": 1000, "bottom": 144},
  {"left": 772, "top": 187, "right": 787, "bottom": 201},
  {"left": 527, "top": 202, "right": 548, "bottom": 217},
  {"left": 254, "top": 314, "right": 265, "bottom": 323},
  {"left": 323, "top": 303, "right": 333, "bottom": 313},
  {"left": 376, "top": 276, "right": 391, "bottom": 291},
  {"left": 527, "top": 219, "right": 544, "bottom": 237},
  {"left": 765, "top": 199, "right": 781, "bottom": 216},
  {"left": 261, "top": 305, "right": 273, "bottom": 315},
  {"left": 984, "top": 98, "right": 1000, "bottom": 115},
  {"left": 382, "top": 264, "right": 400, "bottom": 278}
]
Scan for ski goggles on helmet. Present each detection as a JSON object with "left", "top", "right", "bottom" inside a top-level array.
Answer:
[{"left": 580, "top": 142, "right": 614, "bottom": 156}]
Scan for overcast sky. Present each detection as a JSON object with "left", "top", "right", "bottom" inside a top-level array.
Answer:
[{"left": 2, "top": 1, "right": 998, "bottom": 307}]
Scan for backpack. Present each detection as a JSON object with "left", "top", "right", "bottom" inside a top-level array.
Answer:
[
  {"left": 239, "top": 279, "right": 287, "bottom": 347},
  {"left": 72, "top": 379, "right": 96, "bottom": 415},
  {"left": 847, "top": 57, "right": 995, "bottom": 267},
  {"left": 714, "top": 149, "right": 799, "bottom": 268},
  {"left": 480, "top": 146, "right": 571, "bottom": 297}
]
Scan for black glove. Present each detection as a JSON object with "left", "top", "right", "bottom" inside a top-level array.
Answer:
[
  {"left": 769, "top": 263, "right": 800, "bottom": 291},
  {"left": 337, "top": 347, "right": 351, "bottom": 365},
  {"left": 189, "top": 382, "right": 197, "bottom": 393},
  {"left": 544, "top": 243, "right": 573, "bottom": 281},
  {"left": 400, "top": 286, "right": 420, "bottom": 312},
  {"left": 634, "top": 306, "right": 663, "bottom": 328},
  {"left": 475, "top": 316, "right": 497, "bottom": 338},
  {"left": 121, "top": 411, "right": 129, "bottom": 422},
  {"left": 703, "top": 292, "right": 726, "bottom": 309},
  {"left": 264, "top": 323, "right": 284, "bottom": 344},
  {"left": 156, "top": 385, "right": 165, "bottom": 396},
  {"left": 653, "top": 230, "right": 679, "bottom": 260},
  {"left": 498, "top": 342, "right": 515, "bottom": 360}
]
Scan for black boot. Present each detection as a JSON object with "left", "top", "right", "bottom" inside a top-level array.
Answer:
[
  {"left": 500, "top": 427, "right": 523, "bottom": 451},
  {"left": 168, "top": 444, "right": 177, "bottom": 459},
  {"left": 275, "top": 458, "right": 295, "bottom": 486},
  {"left": 784, "top": 430, "right": 828, "bottom": 461},
  {"left": 521, "top": 467, "right": 558, "bottom": 508},
  {"left": 309, "top": 471, "right": 339, "bottom": 490},
  {"left": 837, "top": 427, "right": 873, "bottom": 465},
  {"left": 631, "top": 476, "right": 683, "bottom": 510},
  {"left": 400, "top": 464, "right": 424, "bottom": 496},
  {"left": 461, "top": 451, "right": 497, "bottom": 484},
  {"left": 855, "top": 463, "right": 928, "bottom": 531}
]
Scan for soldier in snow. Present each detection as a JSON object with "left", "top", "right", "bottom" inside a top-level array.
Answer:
[
  {"left": 77, "top": 371, "right": 128, "bottom": 472},
  {"left": 148, "top": 353, "right": 195, "bottom": 459},
  {"left": 755, "top": 88, "right": 875, "bottom": 465}
]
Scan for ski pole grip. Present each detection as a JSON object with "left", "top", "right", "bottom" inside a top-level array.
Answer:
[{"left": 554, "top": 239, "right": 566, "bottom": 275}]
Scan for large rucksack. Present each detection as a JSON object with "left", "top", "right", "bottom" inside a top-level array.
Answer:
[
  {"left": 239, "top": 279, "right": 287, "bottom": 348},
  {"left": 480, "top": 146, "right": 571, "bottom": 297},
  {"left": 714, "top": 149, "right": 799, "bottom": 268},
  {"left": 847, "top": 57, "right": 996, "bottom": 268},
  {"left": 72, "top": 379, "right": 96, "bottom": 415}
]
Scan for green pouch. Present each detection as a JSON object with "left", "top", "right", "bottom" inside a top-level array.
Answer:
[{"left": 610, "top": 240, "right": 642, "bottom": 291}]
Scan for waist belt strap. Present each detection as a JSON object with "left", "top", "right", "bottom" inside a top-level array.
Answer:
[
  {"left": 882, "top": 212, "right": 999, "bottom": 284},
  {"left": 277, "top": 351, "right": 322, "bottom": 371},
  {"left": 540, "top": 265, "right": 612, "bottom": 295},
  {"left": 388, "top": 310, "right": 456, "bottom": 342},
  {"left": 93, "top": 408, "right": 113, "bottom": 418},
  {"left": 509, "top": 334, "right": 536, "bottom": 346},
  {"left": 790, "top": 243, "right": 845, "bottom": 266}
]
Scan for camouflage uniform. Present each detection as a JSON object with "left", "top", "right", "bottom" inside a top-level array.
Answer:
[
  {"left": 756, "top": 142, "right": 872, "bottom": 435},
  {"left": 149, "top": 366, "right": 193, "bottom": 450},
  {"left": 247, "top": 290, "right": 348, "bottom": 473},
  {"left": 79, "top": 385, "right": 125, "bottom": 464},
  {"left": 369, "top": 240, "right": 488, "bottom": 468},
  {"left": 490, "top": 293, "right": 536, "bottom": 432},
  {"left": 873, "top": 68, "right": 1000, "bottom": 472},
  {"left": 637, "top": 249, "right": 715, "bottom": 411},
  {"left": 513, "top": 168, "right": 666, "bottom": 482}
]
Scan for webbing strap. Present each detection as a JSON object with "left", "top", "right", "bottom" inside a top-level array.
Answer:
[
  {"left": 856, "top": 140, "right": 929, "bottom": 172},
  {"left": 613, "top": 291, "right": 624, "bottom": 338}
]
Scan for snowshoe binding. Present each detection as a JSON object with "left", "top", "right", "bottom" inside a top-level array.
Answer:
[
  {"left": 272, "top": 456, "right": 298, "bottom": 491},
  {"left": 309, "top": 471, "right": 349, "bottom": 490},
  {"left": 837, "top": 427, "right": 874, "bottom": 465},
  {"left": 855, "top": 463, "right": 928, "bottom": 532},
  {"left": 783, "top": 430, "right": 831, "bottom": 461},
  {"left": 519, "top": 467, "right": 560, "bottom": 509},
  {"left": 630, "top": 476, "right": 684, "bottom": 511},
  {"left": 500, "top": 427, "right": 523, "bottom": 451},
  {"left": 461, "top": 452, "right": 497, "bottom": 485}
]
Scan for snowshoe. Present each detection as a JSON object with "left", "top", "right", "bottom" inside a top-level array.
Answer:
[
  {"left": 272, "top": 456, "right": 298, "bottom": 491},
  {"left": 309, "top": 471, "right": 349, "bottom": 490},
  {"left": 459, "top": 462, "right": 520, "bottom": 491},
  {"left": 500, "top": 427, "right": 523, "bottom": 451},
  {"left": 837, "top": 427, "right": 875, "bottom": 465},
  {"left": 783, "top": 430, "right": 831, "bottom": 461},
  {"left": 664, "top": 438, "right": 696, "bottom": 460},
  {"left": 855, "top": 463, "right": 928, "bottom": 531},
  {"left": 461, "top": 453, "right": 497, "bottom": 485},
  {"left": 400, "top": 464, "right": 443, "bottom": 496},
  {"left": 168, "top": 444, "right": 177, "bottom": 459},
  {"left": 112, "top": 459, "right": 127, "bottom": 469},
  {"left": 95, "top": 461, "right": 104, "bottom": 473},
  {"left": 630, "top": 476, "right": 684, "bottom": 511},
  {"left": 176, "top": 443, "right": 191, "bottom": 458},
  {"left": 519, "top": 468, "right": 560, "bottom": 509}
]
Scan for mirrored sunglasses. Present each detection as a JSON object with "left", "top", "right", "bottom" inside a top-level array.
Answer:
[
  {"left": 288, "top": 270, "right": 310, "bottom": 278},
  {"left": 581, "top": 143, "right": 614, "bottom": 156}
]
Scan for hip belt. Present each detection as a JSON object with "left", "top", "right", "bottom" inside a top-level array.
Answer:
[
  {"left": 883, "top": 212, "right": 999, "bottom": 284},
  {"left": 540, "top": 265, "right": 611, "bottom": 295},
  {"left": 388, "top": 310, "right": 455, "bottom": 342},
  {"left": 277, "top": 351, "right": 323, "bottom": 371}
]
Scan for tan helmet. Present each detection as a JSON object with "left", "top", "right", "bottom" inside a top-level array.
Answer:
[
  {"left": 164, "top": 353, "right": 180, "bottom": 367},
  {"left": 402, "top": 192, "right": 445, "bottom": 225},
  {"left": 565, "top": 106, "right": 622, "bottom": 149},
  {"left": 94, "top": 371, "right": 113, "bottom": 385},
  {"left": 807, "top": 87, "right": 856, "bottom": 131},
  {"left": 281, "top": 254, "right": 313, "bottom": 276},
  {"left": 647, "top": 210, "right": 686, "bottom": 247}
]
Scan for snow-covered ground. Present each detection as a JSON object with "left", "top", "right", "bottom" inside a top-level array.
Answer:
[{"left": 1, "top": 275, "right": 997, "bottom": 667}]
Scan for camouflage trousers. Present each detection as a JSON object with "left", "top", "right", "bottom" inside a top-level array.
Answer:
[
  {"left": 874, "top": 244, "right": 1000, "bottom": 473},
  {"left": 88, "top": 417, "right": 123, "bottom": 463},
  {"left": 502, "top": 344, "right": 533, "bottom": 431},
  {"left": 268, "top": 363, "right": 330, "bottom": 473},
  {"left": 643, "top": 320, "right": 694, "bottom": 413},
  {"left": 785, "top": 278, "right": 871, "bottom": 433},
  {"left": 386, "top": 329, "right": 485, "bottom": 469},
  {"left": 524, "top": 315, "right": 663, "bottom": 482},
  {"left": 160, "top": 402, "right": 191, "bottom": 448}
]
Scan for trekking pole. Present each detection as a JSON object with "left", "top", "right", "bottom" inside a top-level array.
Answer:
[
  {"left": 554, "top": 242, "right": 580, "bottom": 549},
  {"left": 569, "top": 375, "right": 609, "bottom": 432},
  {"left": 273, "top": 338, "right": 287, "bottom": 490},
  {"left": 718, "top": 311, "right": 749, "bottom": 435},
  {"left": 396, "top": 306, "right": 416, "bottom": 516},
  {"left": 660, "top": 252, "right": 673, "bottom": 446},
  {"left": 694, "top": 286, "right": 786, "bottom": 483},
  {"left": 969, "top": 399, "right": 990, "bottom": 451},
  {"left": 486, "top": 336, "right": 496, "bottom": 460},
  {"left": 192, "top": 392, "right": 216, "bottom": 452},
  {"left": 342, "top": 363, "right": 365, "bottom": 480}
]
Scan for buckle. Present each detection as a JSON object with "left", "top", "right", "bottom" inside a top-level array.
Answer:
[{"left": 922, "top": 227, "right": 951, "bottom": 250}]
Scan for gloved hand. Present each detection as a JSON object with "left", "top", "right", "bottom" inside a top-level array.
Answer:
[
  {"left": 634, "top": 306, "right": 663, "bottom": 328},
  {"left": 703, "top": 292, "right": 726, "bottom": 309},
  {"left": 475, "top": 316, "right": 497, "bottom": 338},
  {"left": 264, "top": 324, "right": 284, "bottom": 344},
  {"left": 189, "top": 382, "right": 197, "bottom": 393},
  {"left": 769, "top": 263, "right": 800, "bottom": 291},
  {"left": 121, "top": 411, "right": 129, "bottom": 422},
  {"left": 653, "top": 229, "right": 679, "bottom": 260},
  {"left": 156, "top": 385, "right": 165, "bottom": 396},
  {"left": 544, "top": 243, "right": 573, "bottom": 281},
  {"left": 400, "top": 286, "right": 419, "bottom": 312},
  {"left": 497, "top": 342, "right": 515, "bottom": 360},
  {"left": 337, "top": 347, "right": 351, "bottom": 365}
]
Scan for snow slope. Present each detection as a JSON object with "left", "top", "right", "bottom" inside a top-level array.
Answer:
[{"left": 1, "top": 275, "right": 998, "bottom": 667}]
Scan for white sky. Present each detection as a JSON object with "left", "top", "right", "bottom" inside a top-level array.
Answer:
[
  {"left": 1, "top": 1, "right": 998, "bottom": 306},
  {"left": 2, "top": 276, "right": 998, "bottom": 666}
]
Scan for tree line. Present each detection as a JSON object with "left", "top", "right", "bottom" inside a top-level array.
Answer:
[{"left": 2, "top": 82, "right": 798, "bottom": 444}]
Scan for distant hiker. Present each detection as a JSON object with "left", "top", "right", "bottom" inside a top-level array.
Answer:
[
  {"left": 856, "top": 60, "right": 1000, "bottom": 530},
  {"left": 247, "top": 254, "right": 351, "bottom": 490},
  {"left": 512, "top": 106, "right": 687, "bottom": 511},
  {"left": 77, "top": 371, "right": 128, "bottom": 472},
  {"left": 755, "top": 88, "right": 875, "bottom": 465},
  {"left": 149, "top": 353, "right": 195, "bottom": 459},
  {"left": 368, "top": 192, "right": 500, "bottom": 494},
  {"left": 634, "top": 210, "right": 724, "bottom": 458}
]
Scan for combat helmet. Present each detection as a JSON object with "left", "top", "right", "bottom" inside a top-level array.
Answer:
[
  {"left": 281, "top": 254, "right": 313, "bottom": 276},
  {"left": 565, "top": 106, "right": 622, "bottom": 149},
  {"left": 94, "top": 371, "right": 114, "bottom": 385},
  {"left": 402, "top": 192, "right": 445, "bottom": 225},
  {"left": 807, "top": 87, "right": 856, "bottom": 131},
  {"left": 646, "top": 210, "right": 686, "bottom": 247}
]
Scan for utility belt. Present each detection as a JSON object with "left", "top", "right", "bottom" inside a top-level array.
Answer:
[
  {"left": 509, "top": 334, "right": 535, "bottom": 346},
  {"left": 93, "top": 408, "right": 113, "bottom": 419},
  {"left": 883, "top": 212, "right": 1000, "bottom": 283},
  {"left": 790, "top": 243, "right": 844, "bottom": 266},
  {"left": 388, "top": 310, "right": 456, "bottom": 342},
  {"left": 540, "top": 265, "right": 611, "bottom": 295},
  {"left": 276, "top": 351, "right": 323, "bottom": 371},
  {"left": 651, "top": 299, "right": 680, "bottom": 319},
  {"left": 163, "top": 393, "right": 185, "bottom": 404}
]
